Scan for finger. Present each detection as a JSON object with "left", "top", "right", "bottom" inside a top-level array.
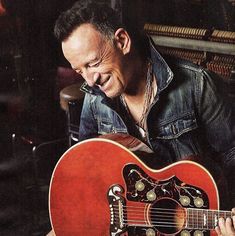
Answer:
[
  {"left": 46, "top": 230, "right": 55, "bottom": 236},
  {"left": 218, "top": 218, "right": 227, "bottom": 236},
  {"left": 232, "top": 208, "right": 235, "bottom": 216},
  {"left": 226, "top": 217, "right": 235, "bottom": 235},
  {"left": 215, "top": 225, "right": 222, "bottom": 236}
]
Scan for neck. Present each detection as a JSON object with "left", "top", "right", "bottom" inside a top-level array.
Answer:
[
  {"left": 120, "top": 58, "right": 156, "bottom": 127},
  {"left": 124, "top": 57, "right": 149, "bottom": 101}
]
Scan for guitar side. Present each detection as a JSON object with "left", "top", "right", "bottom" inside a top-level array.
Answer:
[{"left": 49, "top": 138, "right": 219, "bottom": 236}]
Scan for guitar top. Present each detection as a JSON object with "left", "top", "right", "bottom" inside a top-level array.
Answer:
[{"left": 49, "top": 135, "right": 231, "bottom": 236}]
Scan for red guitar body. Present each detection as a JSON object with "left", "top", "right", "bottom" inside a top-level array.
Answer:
[{"left": 49, "top": 135, "right": 219, "bottom": 236}]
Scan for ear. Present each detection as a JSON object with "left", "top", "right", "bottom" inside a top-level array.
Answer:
[{"left": 114, "top": 28, "right": 131, "bottom": 55}]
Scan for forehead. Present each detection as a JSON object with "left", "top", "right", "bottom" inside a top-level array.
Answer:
[{"left": 62, "top": 24, "right": 107, "bottom": 65}]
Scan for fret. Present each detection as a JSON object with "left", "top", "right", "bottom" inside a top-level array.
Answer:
[
  {"left": 214, "top": 210, "right": 219, "bottom": 227},
  {"left": 208, "top": 210, "right": 213, "bottom": 229},
  {"left": 199, "top": 209, "right": 206, "bottom": 229},
  {"left": 198, "top": 209, "right": 204, "bottom": 229},
  {"left": 196, "top": 209, "right": 199, "bottom": 229},
  {"left": 186, "top": 207, "right": 189, "bottom": 228},
  {"left": 188, "top": 208, "right": 192, "bottom": 229},
  {"left": 202, "top": 209, "right": 207, "bottom": 229}
]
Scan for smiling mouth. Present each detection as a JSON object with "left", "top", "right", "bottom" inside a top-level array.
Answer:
[{"left": 97, "top": 76, "right": 111, "bottom": 89}]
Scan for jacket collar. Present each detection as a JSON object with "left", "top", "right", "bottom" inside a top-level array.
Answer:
[{"left": 149, "top": 37, "right": 174, "bottom": 94}]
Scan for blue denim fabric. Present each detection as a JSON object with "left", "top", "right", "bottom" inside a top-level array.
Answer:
[{"left": 79, "top": 40, "right": 235, "bottom": 208}]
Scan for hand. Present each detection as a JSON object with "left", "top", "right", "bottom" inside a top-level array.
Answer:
[
  {"left": 46, "top": 229, "right": 55, "bottom": 236},
  {"left": 215, "top": 208, "right": 235, "bottom": 236}
]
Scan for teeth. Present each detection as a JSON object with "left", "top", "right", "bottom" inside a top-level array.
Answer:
[{"left": 100, "top": 77, "right": 109, "bottom": 86}]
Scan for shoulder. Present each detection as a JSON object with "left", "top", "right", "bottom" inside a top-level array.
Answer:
[
  {"left": 160, "top": 56, "right": 230, "bottom": 108},
  {"left": 165, "top": 56, "right": 205, "bottom": 77},
  {"left": 164, "top": 56, "right": 225, "bottom": 91}
]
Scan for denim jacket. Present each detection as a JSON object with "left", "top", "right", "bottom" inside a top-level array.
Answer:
[{"left": 79, "top": 40, "right": 235, "bottom": 208}]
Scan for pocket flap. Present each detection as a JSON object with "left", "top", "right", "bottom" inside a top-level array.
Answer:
[{"left": 156, "top": 113, "right": 198, "bottom": 139}]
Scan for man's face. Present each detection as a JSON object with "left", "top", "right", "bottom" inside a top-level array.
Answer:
[{"left": 62, "top": 23, "right": 131, "bottom": 98}]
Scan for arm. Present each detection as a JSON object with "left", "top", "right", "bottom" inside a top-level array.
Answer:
[
  {"left": 198, "top": 71, "right": 235, "bottom": 158},
  {"left": 198, "top": 70, "right": 235, "bottom": 201},
  {"left": 197, "top": 71, "right": 235, "bottom": 235}
]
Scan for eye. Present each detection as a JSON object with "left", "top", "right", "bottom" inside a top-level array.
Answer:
[{"left": 88, "top": 60, "right": 101, "bottom": 68}]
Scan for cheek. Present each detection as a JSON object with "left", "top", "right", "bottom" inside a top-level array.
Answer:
[
  {"left": 112, "top": 73, "right": 126, "bottom": 93},
  {"left": 98, "top": 58, "right": 126, "bottom": 83},
  {"left": 98, "top": 64, "right": 121, "bottom": 77},
  {"left": 111, "top": 69, "right": 125, "bottom": 85}
]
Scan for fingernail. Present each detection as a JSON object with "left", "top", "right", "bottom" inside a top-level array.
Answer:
[{"left": 219, "top": 218, "right": 225, "bottom": 224}]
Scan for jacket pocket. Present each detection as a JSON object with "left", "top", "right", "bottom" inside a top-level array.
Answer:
[
  {"left": 97, "top": 119, "right": 114, "bottom": 135},
  {"left": 156, "top": 113, "right": 198, "bottom": 139}
]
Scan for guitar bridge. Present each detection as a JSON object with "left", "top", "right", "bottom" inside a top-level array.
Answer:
[{"left": 107, "top": 185, "right": 127, "bottom": 236}]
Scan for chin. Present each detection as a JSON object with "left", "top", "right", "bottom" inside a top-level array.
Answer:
[{"left": 105, "top": 90, "right": 121, "bottom": 99}]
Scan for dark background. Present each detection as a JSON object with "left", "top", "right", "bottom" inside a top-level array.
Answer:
[{"left": 0, "top": 0, "right": 234, "bottom": 235}]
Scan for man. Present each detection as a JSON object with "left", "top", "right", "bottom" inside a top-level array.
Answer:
[{"left": 52, "top": 1, "right": 235, "bottom": 235}]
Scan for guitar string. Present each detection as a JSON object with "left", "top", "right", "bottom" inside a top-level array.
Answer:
[
  {"left": 122, "top": 216, "right": 214, "bottom": 228},
  {"left": 114, "top": 209, "right": 230, "bottom": 225},
  {"left": 123, "top": 221, "right": 214, "bottom": 229},
  {"left": 112, "top": 205, "right": 231, "bottom": 228},
  {"left": 123, "top": 218, "right": 210, "bottom": 226},
  {"left": 113, "top": 205, "right": 231, "bottom": 216},
  {"left": 122, "top": 216, "right": 209, "bottom": 228},
  {"left": 117, "top": 218, "right": 222, "bottom": 228},
  {"left": 123, "top": 217, "right": 204, "bottom": 227}
]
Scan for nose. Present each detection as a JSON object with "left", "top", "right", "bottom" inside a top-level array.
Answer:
[{"left": 83, "top": 70, "right": 100, "bottom": 87}]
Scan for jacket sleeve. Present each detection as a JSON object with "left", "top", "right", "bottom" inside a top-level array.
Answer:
[
  {"left": 198, "top": 70, "right": 235, "bottom": 206},
  {"left": 78, "top": 93, "right": 98, "bottom": 141}
]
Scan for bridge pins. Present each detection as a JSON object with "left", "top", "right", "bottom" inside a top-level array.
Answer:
[
  {"left": 194, "top": 230, "right": 203, "bottom": 236},
  {"left": 180, "top": 196, "right": 190, "bottom": 206},
  {"left": 135, "top": 180, "right": 145, "bottom": 191},
  {"left": 181, "top": 230, "right": 190, "bottom": 236},
  {"left": 146, "top": 228, "right": 155, "bottom": 236},
  {"left": 194, "top": 197, "right": 204, "bottom": 208},
  {"left": 146, "top": 190, "right": 156, "bottom": 201}
]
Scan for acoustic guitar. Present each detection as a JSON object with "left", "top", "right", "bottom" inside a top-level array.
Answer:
[{"left": 49, "top": 134, "right": 233, "bottom": 236}]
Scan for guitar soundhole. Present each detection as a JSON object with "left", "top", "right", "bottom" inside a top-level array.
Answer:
[{"left": 150, "top": 198, "right": 186, "bottom": 235}]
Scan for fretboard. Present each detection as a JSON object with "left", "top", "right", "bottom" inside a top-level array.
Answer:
[{"left": 187, "top": 208, "right": 232, "bottom": 229}]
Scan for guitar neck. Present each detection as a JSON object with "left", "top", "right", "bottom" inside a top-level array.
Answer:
[{"left": 186, "top": 208, "right": 233, "bottom": 229}]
